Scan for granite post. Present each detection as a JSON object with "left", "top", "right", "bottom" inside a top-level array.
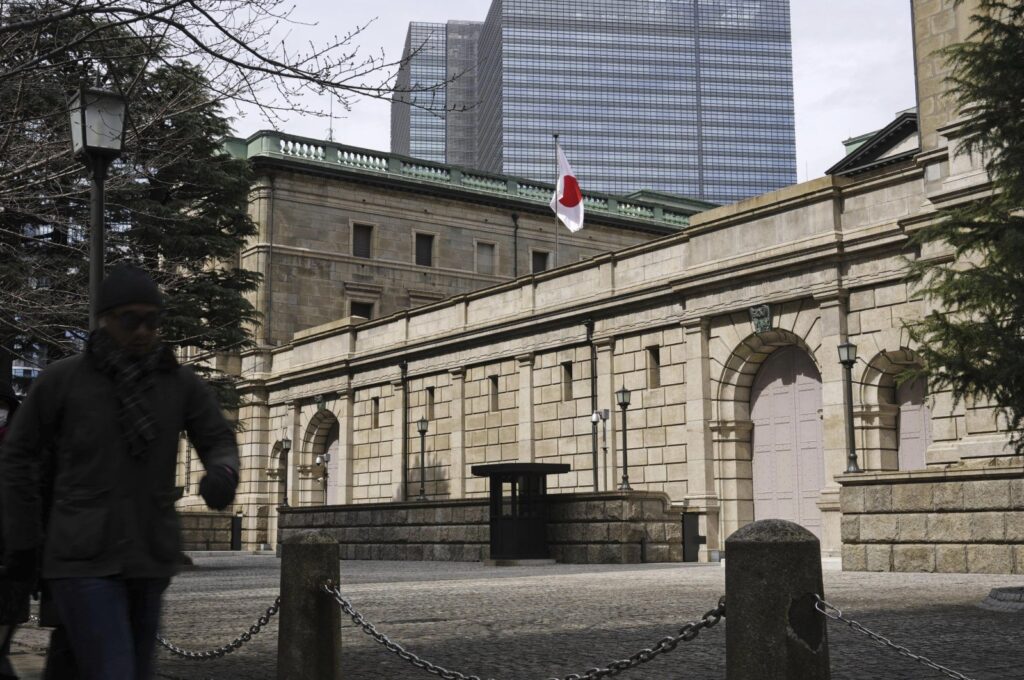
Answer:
[
  {"left": 279, "top": 531, "right": 342, "bottom": 680},
  {"left": 725, "top": 519, "right": 830, "bottom": 680}
]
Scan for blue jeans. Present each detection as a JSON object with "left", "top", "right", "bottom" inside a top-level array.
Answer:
[{"left": 48, "top": 577, "right": 169, "bottom": 680}]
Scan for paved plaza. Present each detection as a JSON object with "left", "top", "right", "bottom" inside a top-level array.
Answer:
[{"left": 8, "top": 555, "right": 1024, "bottom": 679}]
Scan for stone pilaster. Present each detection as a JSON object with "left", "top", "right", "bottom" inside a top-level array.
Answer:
[
  {"left": 682, "top": 318, "right": 720, "bottom": 559},
  {"left": 285, "top": 399, "right": 301, "bottom": 510},
  {"left": 449, "top": 368, "right": 467, "bottom": 498},
  {"left": 516, "top": 353, "right": 535, "bottom": 463},
  {"left": 816, "top": 293, "right": 851, "bottom": 557},
  {"left": 390, "top": 379, "right": 407, "bottom": 501},
  {"left": 594, "top": 338, "right": 616, "bottom": 491},
  {"left": 330, "top": 386, "right": 354, "bottom": 505}
]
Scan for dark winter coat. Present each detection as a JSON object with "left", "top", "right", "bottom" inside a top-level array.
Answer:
[
  {"left": 0, "top": 380, "right": 19, "bottom": 561},
  {"left": 0, "top": 381, "right": 30, "bottom": 626},
  {"left": 0, "top": 351, "right": 239, "bottom": 580}
]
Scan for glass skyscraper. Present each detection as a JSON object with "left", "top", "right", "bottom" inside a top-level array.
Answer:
[
  {"left": 391, "top": 0, "right": 796, "bottom": 204},
  {"left": 391, "top": 21, "right": 481, "bottom": 166}
]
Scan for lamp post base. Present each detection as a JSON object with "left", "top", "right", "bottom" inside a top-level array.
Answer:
[{"left": 617, "top": 480, "right": 632, "bottom": 491}]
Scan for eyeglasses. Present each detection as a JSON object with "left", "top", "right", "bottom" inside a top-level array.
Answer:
[{"left": 114, "top": 310, "right": 163, "bottom": 332}]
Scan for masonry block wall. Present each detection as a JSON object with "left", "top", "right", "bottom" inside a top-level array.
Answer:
[
  {"left": 353, "top": 383, "right": 395, "bottom": 502},
  {"left": 277, "top": 492, "right": 685, "bottom": 564},
  {"left": 839, "top": 462, "right": 1024, "bottom": 573},
  {"left": 180, "top": 512, "right": 234, "bottom": 551},
  {"left": 240, "top": 163, "right": 680, "bottom": 346}
]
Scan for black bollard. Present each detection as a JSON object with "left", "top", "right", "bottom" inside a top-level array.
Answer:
[
  {"left": 725, "top": 519, "right": 830, "bottom": 680},
  {"left": 279, "top": 530, "right": 342, "bottom": 680}
]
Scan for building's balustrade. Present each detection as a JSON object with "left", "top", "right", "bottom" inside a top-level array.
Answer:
[
  {"left": 461, "top": 172, "right": 507, "bottom": 191},
  {"left": 242, "top": 132, "right": 707, "bottom": 228},
  {"left": 662, "top": 211, "right": 691, "bottom": 226},
  {"left": 337, "top": 148, "right": 388, "bottom": 172},
  {"left": 517, "top": 182, "right": 549, "bottom": 199},
  {"left": 400, "top": 160, "right": 451, "bottom": 182},
  {"left": 617, "top": 202, "right": 656, "bottom": 219},
  {"left": 279, "top": 139, "right": 325, "bottom": 161}
]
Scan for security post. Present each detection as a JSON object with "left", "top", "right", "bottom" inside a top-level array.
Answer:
[
  {"left": 279, "top": 530, "right": 342, "bottom": 680},
  {"left": 724, "top": 519, "right": 830, "bottom": 680}
]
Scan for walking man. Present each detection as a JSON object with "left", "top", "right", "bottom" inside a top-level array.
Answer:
[
  {"left": 0, "top": 381, "right": 29, "bottom": 680},
  {"left": 0, "top": 265, "right": 240, "bottom": 680}
]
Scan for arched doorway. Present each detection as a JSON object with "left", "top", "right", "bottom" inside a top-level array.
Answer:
[
  {"left": 300, "top": 410, "right": 339, "bottom": 506},
  {"left": 750, "top": 346, "right": 824, "bottom": 538},
  {"left": 897, "top": 377, "right": 931, "bottom": 471},
  {"left": 859, "top": 349, "right": 931, "bottom": 471}
]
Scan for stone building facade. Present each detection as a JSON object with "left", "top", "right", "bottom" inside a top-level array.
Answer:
[
  {"left": 220, "top": 133, "right": 711, "bottom": 346},
  {"left": 197, "top": 1, "right": 1020, "bottom": 572}
]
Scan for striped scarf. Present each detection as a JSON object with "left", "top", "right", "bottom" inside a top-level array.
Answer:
[{"left": 87, "top": 329, "right": 163, "bottom": 457}]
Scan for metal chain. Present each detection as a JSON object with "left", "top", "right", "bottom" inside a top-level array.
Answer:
[
  {"left": 322, "top": 581, "right": 725, "bottom": 680},
  {"left": 155, "top": 595, "right": 281, "bottom": 660},
  {"left": 814, "top": 595, "right": 975, "bottom": 680}
]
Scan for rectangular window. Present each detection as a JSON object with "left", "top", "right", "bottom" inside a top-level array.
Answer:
[
  {"left": 476, "top": 242, "right": 495, "bottom": 275},
  {"left": 648, "top": 346, "right": 661, "bottom": 389},
  {"left": 426, "top": 386, "right": 435, "bottom": 420},
  {"left": 350, "top": 301, "right": 373, "bottom": 319},
  {"left": 353, "top": 223, "right": 373, "bottom": 258},
  {"left": 532, "top": 250, "right": 550, "bottom": 273},
  {"left": 415, "top": 233, "right": 435, "bottom": 267},
  {"left": 561, "top": 362, "right": 573, "bottom": 401},
  {"left": 371, "top": 397, "right": 380, "bottom": 428},
  {"left": 489, "top": 375, "right": 499, "bottom": 412}
]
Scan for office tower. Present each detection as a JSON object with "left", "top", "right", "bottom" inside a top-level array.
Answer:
[
  {"left": 392, "top": 1, "right": 796, "bottom": 204},
  {"left": 391, "top": 21, "right": 481, "bottom": 166}
]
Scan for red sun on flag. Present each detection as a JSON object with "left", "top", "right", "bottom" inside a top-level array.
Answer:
[{"left": 559, "top": 175, "right": 582, "bottom": 208}]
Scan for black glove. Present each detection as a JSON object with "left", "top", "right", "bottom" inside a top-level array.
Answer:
[
  {"left": 3, "top": 547, "right": 40, "bottom": 584},
  {"left": 199, "top": 465, "right": 238, "bottom": 510}
]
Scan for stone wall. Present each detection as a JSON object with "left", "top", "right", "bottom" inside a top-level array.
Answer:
[
  {"left": 839, "top": 460, "right": 1024, "bottom": 573},
  {"left": 180, "top": 512, "right": 235, "bottom": 551},
  {"left": 277, "top": 491, "right": 689, "bottom": 564}
]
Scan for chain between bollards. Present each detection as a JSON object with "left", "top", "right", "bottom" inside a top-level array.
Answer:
[
  {"left": 814, "top": 595, "right": 976, "bottom": 680},
  {"left": 156, "top": 596, "right": 281, "bottom": 660},
  {"left": 322, "top": 580, "right": 725, "bottom": 680}
]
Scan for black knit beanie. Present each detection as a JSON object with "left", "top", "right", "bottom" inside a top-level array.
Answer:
[{"left": 97, "top": 265, "right": 164, "bottom": 314}]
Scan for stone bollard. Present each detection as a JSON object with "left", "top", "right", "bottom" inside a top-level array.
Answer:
[
  {"left": 279, "top": 531, "right": 342, "bottom": 680},
  {"left": 725, "top": 519, "right": 830, "bottom": 680}
]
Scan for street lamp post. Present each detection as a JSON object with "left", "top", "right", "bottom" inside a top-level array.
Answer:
[
  {"left": 279, "top": 434, "right": 292, "bottom": 507},
  {"left": 615, "top": 386, "right": 632, "bottom": 491},
  {"left": 416, "top": 416, "right": 429, "bottom": 501},
  {"left": 315, "top": 452, "right": 331, "bottom": 505},
  {"left": 838, "top": 342, "right": 863, "bottom": 473},
  {"left": 69, "top": 87, "right": 127, "bottom": 330},
  {"left": 591, "top": 409, "right": 609, "bottom": 491}
]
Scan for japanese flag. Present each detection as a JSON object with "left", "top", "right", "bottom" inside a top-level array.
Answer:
[{"left": 549, "top": 144, "right": 584, "bottom": 232}]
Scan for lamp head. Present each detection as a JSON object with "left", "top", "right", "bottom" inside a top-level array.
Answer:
[
  {"left": 280, "top": 435, "right": 291, "bottom": 453},
  {"left": 69, "top": 87, "right": 127, "bottom": 159},
  {"left": 615, "top": 386, "right": 631, "bottom": 409},
  {"left": 417, "top": 416, "right": 429, "bottom": 435},
  {"left": 837, "top": 341, "right": 858, "bottom": 368}
]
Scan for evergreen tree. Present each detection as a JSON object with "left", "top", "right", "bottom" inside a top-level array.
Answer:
[
  {"left": 0, "top": 11, "right": 258, "bottom": 408},
  {"left": 907, "top": 1, "right": 1024, "bottom": 452}
]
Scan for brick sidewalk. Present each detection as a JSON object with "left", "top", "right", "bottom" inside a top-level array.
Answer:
[{"left": 9, "top": 556, "right": 1024, "bottom": 679}]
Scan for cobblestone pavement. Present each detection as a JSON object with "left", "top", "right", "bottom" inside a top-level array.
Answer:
[{"left": 9, "top": 555, "right": 1024, "bottom": 679}]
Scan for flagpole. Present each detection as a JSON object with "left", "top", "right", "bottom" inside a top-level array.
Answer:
[{"left": 553, "top": 132, "right": 559, "bottom": 269}]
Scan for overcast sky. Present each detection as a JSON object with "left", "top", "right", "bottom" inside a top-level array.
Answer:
[{"left": 231, "top": 1, "right": 915, "bottom": 184}]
